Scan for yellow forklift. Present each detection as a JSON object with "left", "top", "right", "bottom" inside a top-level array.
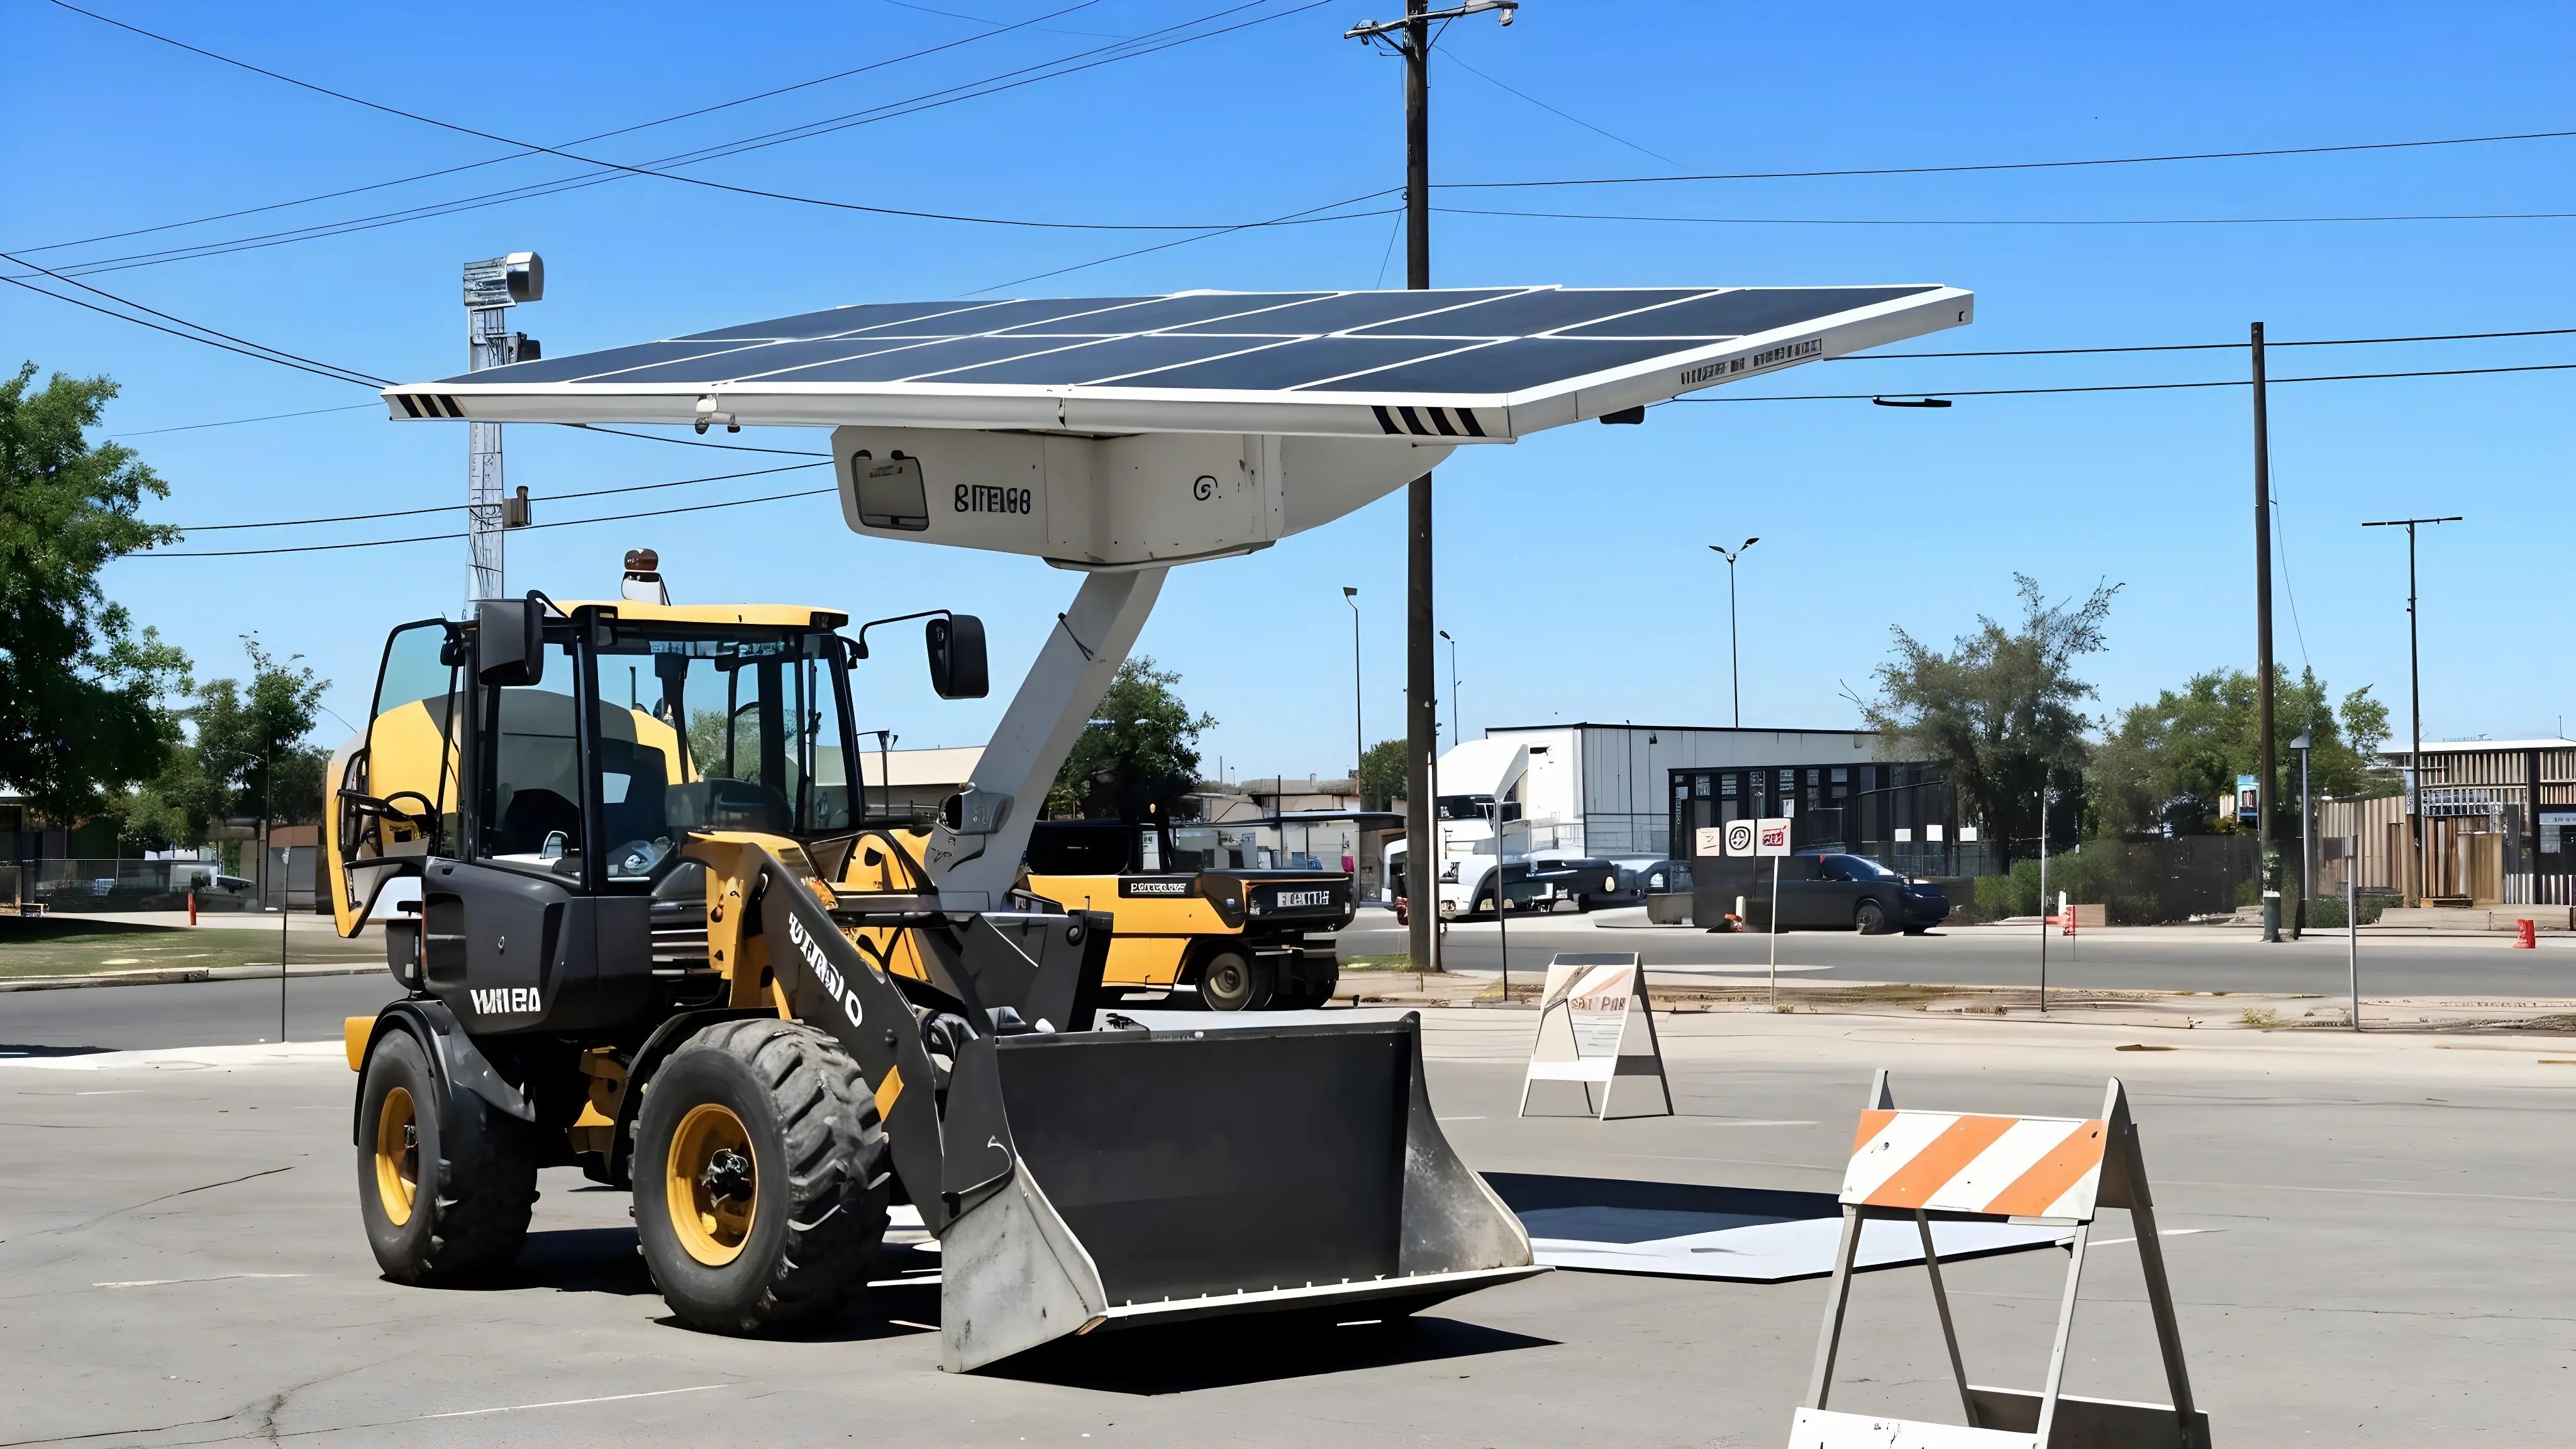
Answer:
[{"left": 1021, "top": 815, "right": 1350, "bottom": 1011}]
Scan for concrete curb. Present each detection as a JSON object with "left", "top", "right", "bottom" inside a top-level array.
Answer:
[{"left": 0, "top": 963, "right": 383, "bottom": 994}]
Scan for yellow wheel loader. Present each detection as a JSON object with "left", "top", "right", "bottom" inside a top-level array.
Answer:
[
  {"left": 1022, "top": 819, "right": 1351, "bottom": 1011},
  {"left": 328, "top": 563, "right": 1535, "bottom": 1370}
]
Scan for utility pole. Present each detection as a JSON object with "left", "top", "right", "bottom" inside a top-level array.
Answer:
[
  {"left": 1345, "top": 587, "right": 1365, "bottom": 799},
  {"left": 462, "top": 252, "right": 543, "bottom": 606},
  {"left": 1710, "top": 538, "right": 1759, "bottom": 727},
  {"left": 2362, "top": 514, "right": 2461, "bottom": 904},
  {"left": 1345, "top": 0, "right": 1515, "bottom": 982},
  {"left": 2252, "top": 323, "right": 2281, "bottom": 943}
]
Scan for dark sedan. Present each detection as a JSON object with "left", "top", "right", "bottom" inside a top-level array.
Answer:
[
  {"left": 1789, "top": 853, "right": 1950, "bottom": 934},
  {"left": 1693, "top": 852, "right": 1949, "bottom": 934}
]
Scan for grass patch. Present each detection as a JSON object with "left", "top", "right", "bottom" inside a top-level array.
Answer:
[
  {"left": 0, "top": 918, "right": 376, "bottom": 978},
  {"left": 2238, "top": 1007, "right": 2284, "bottom": 1029},
  {"left": 1339, "top": 953, "right": 1423, "bottom": 972}
]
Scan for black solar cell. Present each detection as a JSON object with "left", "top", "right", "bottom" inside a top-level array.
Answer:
[
  {"left": 992, "top": 292, "right": 1333, "bottom": 336},
  {"left": 453, "top": 340, "right": 756, "bottom": 385},
  {"left": 928, "top": 334, "right": 1287, "bottom": 386},
  {"left": 1304, "top": 336, "right": 1699, "bottom": 394},
  {"left": 758, "top": 333, "right": 1118, "bottom": 383},
  {"left": 1164, "top": 288, "right": 1533, "bottom": 337},
  {"left": 1114, "top": 336, "right": 1493, "bottom": 391},
  {"left": 668, "top": 301, "right": 995, "bottom": 342},
  {"left": 1345, "top": 288, "right": 1717, "bottom": 338},
  {"left": 1556, "top": 286, "right": 1937, "bottom": 338}
]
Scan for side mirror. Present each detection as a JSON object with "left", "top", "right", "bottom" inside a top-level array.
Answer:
[
  {"left": 476, "top": 594, "right": 546, "bottom": 687},
  {"left": 926, "top": 614, "right": 987, "bottom": 699}
]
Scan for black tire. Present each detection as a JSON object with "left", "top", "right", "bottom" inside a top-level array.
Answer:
[
  {"left": 1309, "top": 959, "right": 1341, "bottom": 1006},
  {"left": 355, "top": 1027, "right": 538, "bottom": 1284},
  {"left": 1197, "top": 948, "right": 1274, "bottom": 1011},
  {"left": 1855, "top": 899, "right": 1889, "bottom": 935},
  {"left": 1903, "top": 926, "right": 1929, "bottom": 936},
  {"left": 633, "top": 1019, "right": 889, "bottom": 1335}
]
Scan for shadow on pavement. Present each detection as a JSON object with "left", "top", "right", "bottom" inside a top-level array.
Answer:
[
  {"left": 0, "top": 1043, "right": 111, "bottom": 1057},
  {"left": 981, "top": 1313, "right": 1555, "bottom": 1394}
]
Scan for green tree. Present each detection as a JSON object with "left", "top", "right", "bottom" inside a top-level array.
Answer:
[
  {"left": 1356, "top": 736, "right": 1408, "bottom": 811},
  {"left": 0, "top": 364, "right": 186, "bottom": 820},
  {"left": 2088, "top": 667, "right": 2394, "bottom": 838},
  {"left": 1048, "top": 658, "right": 1215, "bottom": 821},
  {"left": 116, "top": 639, "right": 326, "bottom": 849},
  {"left": 1862, "top": 575, "right": 2122, "bottom": 867}
]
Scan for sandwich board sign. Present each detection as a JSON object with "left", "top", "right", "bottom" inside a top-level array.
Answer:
[{"left": 1518, "top": 952, "right": 1672, "bottom": 1121}]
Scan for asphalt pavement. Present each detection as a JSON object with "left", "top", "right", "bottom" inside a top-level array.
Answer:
[
  {"left": 1338, "top": 908, "right": 2576, "bottom": 997},
  {"left": 4, "top": 1011, "right": 2568, "bottom": 1445},
  {"left": 1, "top": 974, "right": 402, "bottom": 1055}
]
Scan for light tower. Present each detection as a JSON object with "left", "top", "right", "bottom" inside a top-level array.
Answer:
[{"left": 462, "top": 252, "right": 542, "bottom": 604}]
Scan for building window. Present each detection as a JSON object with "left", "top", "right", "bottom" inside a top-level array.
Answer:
[
  {"left": 1719, "top": 775, "right": 1736, "bottom": 798},
  {"left": 1830, "top": 767, "right": 1847, "bottom": 784},
  {"left": 1694, "top": 775, "right": 1711, "bottom": 798}
]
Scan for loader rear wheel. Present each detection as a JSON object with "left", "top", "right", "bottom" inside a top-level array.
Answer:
[
  {"left": 1196, "top": 948, "right": 1272, "bottom": 1012},
  {"left": 634, "top": 1019, "right": 889, "bottom": 1334},
  {"left": 355, "top": 1028, "right": 538, "bottom": 1284}
]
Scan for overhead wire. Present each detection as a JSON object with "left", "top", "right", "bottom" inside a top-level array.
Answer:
[
  {"left": 1673, "top": 361, "right": 2576, "bottom": 402},
  {"left": 28, "top": 0, "right": 1346, "bottom": 280},
  {"left": 1435, "top": 128, "right": 2576, "bottom": 190},
  {"left": 13, "top": 0, "right": 1111, "bottom": 258},
  {"left": 1436, "top": 206, "right": 2576, "bottom": 227},
  {"left": 168, "top": 461, "right": 828, "bottom": 531},
  {"left": 0, "top": 247, "right": 387, "bottom": 386},
  {"left": 142, "top": 482, "right": 842, "bottom": 558},
  {"left": 1836, "top": 327, "right": 2576, "bottom": 360}
]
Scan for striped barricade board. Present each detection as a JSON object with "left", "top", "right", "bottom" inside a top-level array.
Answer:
[
  {"left": 1518, "top": 953, "right": 1671, "bottom": 1121},
  {"left": 1789, "top": 1074, "right": 2211, "bottom": 1449}
]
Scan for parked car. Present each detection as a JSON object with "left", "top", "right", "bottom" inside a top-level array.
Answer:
[
  {"left": 1792, "top": 853, "right": 1950, "bottom": 934},
  {"left": 1692, "top": 853, "right": 1950, "bottom": 934},
  {"left": 1633, "top": 859, "right": 1694, "bottom": 896}
]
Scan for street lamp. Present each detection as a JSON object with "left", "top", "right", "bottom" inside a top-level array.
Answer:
[
  {"left": 1437, "top": 628, "right": 1461, "bottom": 750},
  {"left": 1709, "top": 538, "right": 1759, "bottom": 728},
  {"left": 2292, "top": 725, "right": 2313, "bottom": 934},
  {"left": 1344, "top": 587, "right": 1363, "bottom": 800},
  {"left": 2361, "top": 514, "right": 2461, "bottom": 903}
]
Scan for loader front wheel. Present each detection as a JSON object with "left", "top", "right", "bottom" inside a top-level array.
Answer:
[
  {"left": 634, "top": 1019, "right": 889, "bottom": 1334},
  {"left": 355, "top": 1027, "right": 538, "bottom": 1284}
]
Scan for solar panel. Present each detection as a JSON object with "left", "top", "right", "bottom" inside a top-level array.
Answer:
[{"left": 387, "top": 284, "right": 1970, "bottom": 440}]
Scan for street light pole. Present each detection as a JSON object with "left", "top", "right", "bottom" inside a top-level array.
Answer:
[
  {"left": 2362, "top": 514, "right": 2461, "bottom": 903},
  {"left": 1345, "top": 0, "right": 1516, "bottom": 1018},
  {"left": 1345, "top": 587, "right": 1364, "bottom": 797},
  {"left": 1709, "top": 538, "right": 1760, "bottom": 728},
  {"left": 2292, "top": 726, "right": 2313, "bottom": 938},
  {"left": 1438, "top": 629, "right": 1461, "bottom": 750}
]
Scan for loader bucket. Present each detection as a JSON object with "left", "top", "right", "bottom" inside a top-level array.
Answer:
[{"left": 938, "top": 1016, "right": 1540, "bottom": 1372}]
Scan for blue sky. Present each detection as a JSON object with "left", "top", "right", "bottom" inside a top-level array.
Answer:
[{"left": 6, "top": 1, "right": 2569, "bottom": 777}]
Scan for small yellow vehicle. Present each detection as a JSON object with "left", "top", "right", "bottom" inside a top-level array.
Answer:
[{"left": 1021, "top": 819, "right": 1352, "bottom": 1011}]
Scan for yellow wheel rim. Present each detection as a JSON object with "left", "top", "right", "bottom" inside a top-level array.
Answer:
[
  {"left": 665, "top": 1102, "right": 758, "bottom": 1267},
  {"left": 374, "top": 1086, "right": 419, "bottom": 1227}
]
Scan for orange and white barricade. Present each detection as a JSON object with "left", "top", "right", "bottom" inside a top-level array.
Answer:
[
  {"left": 1790, "top": 1072, "right": 2209, "bottom": 1449},
  {"left": 1517, "top": 952, "right": 1672, "bottom": 1121}
]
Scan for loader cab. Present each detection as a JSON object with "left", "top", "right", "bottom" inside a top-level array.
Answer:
[{"left": 331, "top": 596, "right": 872, "bottom": 1033}]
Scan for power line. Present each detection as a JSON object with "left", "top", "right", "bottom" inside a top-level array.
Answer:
[
  {"left": 57, "top": 0, "right": 1338, "bottom": 235},
  {"left": 1437, "top": 51, "right": 1682, "bottom": 169},
  {"left": 142, "top": 484, "right": 842, "bottom": 558},
  {"left": 1438, "top": 206, "right": 2576, "bottom": 227},
  {"left": 0, "top": 250, "right": 387, "bottom": 387},
  {"left": 1438, "top": 128, "right": 2576, "bottom": 190},
  {"left": 107, "top": 402, "right": 376, "bottom": 437},
  {"left": 1837, "top": 327, "right": 2576, "bottom": 361},
  {"left": 1673, "top": 360, "right": 2576, "bottom": 402},
  {"left": 169, "top": 462, "right": 828, "bottom": 531},
  {"left": 560, "top": 425, "right": 830, "bottom": 457},
  {"left": 15, "top": 1, "right": 1110, "bottom": 259},
  {"left": 31, "top": 1, "right": 1342, "bottom": 280},
  {"left": 965, "top": 188, "right": 1402, "bottom": 294}
]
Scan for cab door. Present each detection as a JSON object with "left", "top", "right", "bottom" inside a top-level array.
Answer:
[{"left": 329, "top": 619, "right": 458, "bottom": 936}]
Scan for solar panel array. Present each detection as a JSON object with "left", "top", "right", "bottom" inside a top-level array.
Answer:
[{"left": 439, "top": 286, "right": 1941, "bottom": 397}]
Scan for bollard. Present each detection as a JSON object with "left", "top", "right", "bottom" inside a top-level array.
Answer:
[
  {"left": 187, "top": 891, "right": 197, "bottom": 926},
  {"left": 2516, "top": 917, "right": 2537, "bottom": 950}
]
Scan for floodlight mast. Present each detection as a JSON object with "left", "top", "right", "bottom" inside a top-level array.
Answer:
[{"left": 460, "top": 252, "right": 541, "bottom": 605}]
